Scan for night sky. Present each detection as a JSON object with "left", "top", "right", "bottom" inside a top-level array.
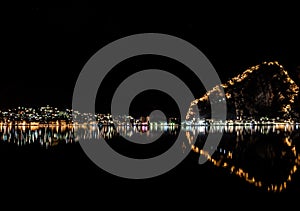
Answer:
[
  {"left": 2, "top": 6, "right": 299, "bottom": 114},
  {"left": 1, "top": 5, "right": 300, "bottom": 203}
]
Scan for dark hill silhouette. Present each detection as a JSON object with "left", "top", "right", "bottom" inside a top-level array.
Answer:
[{"left": 187, "top": 61, "right": 299, "bottom": 121}]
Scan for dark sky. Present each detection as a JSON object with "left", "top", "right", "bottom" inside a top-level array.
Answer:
[{"left": 2, "top": 5, "right": 299, "bottom": 113}]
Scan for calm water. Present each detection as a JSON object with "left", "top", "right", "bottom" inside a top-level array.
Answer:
[{"left": 1, "top": 123, "right": 300, "bottom": 198}]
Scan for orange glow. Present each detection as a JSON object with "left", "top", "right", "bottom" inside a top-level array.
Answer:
[
  {"left": 186, "top": 130, "right": 300, "bottom": 193},
  {"left": 186, "top": 60, "right": 299, "bottom": 121}
]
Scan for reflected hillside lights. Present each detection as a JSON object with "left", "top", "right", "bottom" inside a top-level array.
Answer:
[
  {"left": 185, "top": 124, "right": 300, "bottom": 193},
  {"left": 1, "top": 123, "right": 299, "bottom": 192}
]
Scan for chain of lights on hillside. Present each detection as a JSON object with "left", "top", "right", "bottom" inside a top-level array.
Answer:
[
  {"left": 186, "top": 61, "right": 299, "bottom": 120},
  {"left": 184, "top": 132, "right": 300, "bottom": 193}
]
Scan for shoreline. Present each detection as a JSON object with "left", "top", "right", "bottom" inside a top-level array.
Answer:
[{"left": 0, "top": 121, "right": 299, "bottom": 127}]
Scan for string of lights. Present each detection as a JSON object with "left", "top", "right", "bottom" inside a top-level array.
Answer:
[
  {"left": 186, "top": 61, "right": 299, "bottom": 120},
  {"left": 186, "top": 133, "right": 300, "bottom": 193}
]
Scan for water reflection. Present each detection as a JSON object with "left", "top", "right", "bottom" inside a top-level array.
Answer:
[
  {"left": 185, "top": 124, "right": 300, "bottom": 193},
  {"left": 0, "top": 122, "right": 299, "bottom": 192},
  {"left": 0, "top": 123, "right": 76, "bottom": 149}
]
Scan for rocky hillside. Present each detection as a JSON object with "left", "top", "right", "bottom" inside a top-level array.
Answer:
[{"left": 186, "top": 61, "right": 299, "bottom": 121}]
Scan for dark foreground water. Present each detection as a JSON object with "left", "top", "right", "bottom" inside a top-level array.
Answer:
[{"left": 0, "top": 123, "right": 300, "bottom": 206}]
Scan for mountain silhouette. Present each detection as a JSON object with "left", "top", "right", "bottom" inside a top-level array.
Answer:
[{"left": 187, "top": 61, "right": 299, "bottom": 121}]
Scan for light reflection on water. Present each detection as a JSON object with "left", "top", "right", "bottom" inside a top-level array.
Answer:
[
  {"left": 0, "top": 123, "right": 299, "bottom": 192},
  {"left": 0, "top": 124, "right": 76, "bottom": 148},
  {"left": 185, "top": 125, "right": 300, "bottom": 193}
]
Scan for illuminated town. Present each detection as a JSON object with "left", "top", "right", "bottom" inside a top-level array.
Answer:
[
  {"left": 1, "top": 61, "right": 300, "bottom": 193},
  {"left": 2, "top": 6, "right": 300, "bottom": 204},
  {"left": 1, "top": 61, "right": 299, "bottom": 127}
]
